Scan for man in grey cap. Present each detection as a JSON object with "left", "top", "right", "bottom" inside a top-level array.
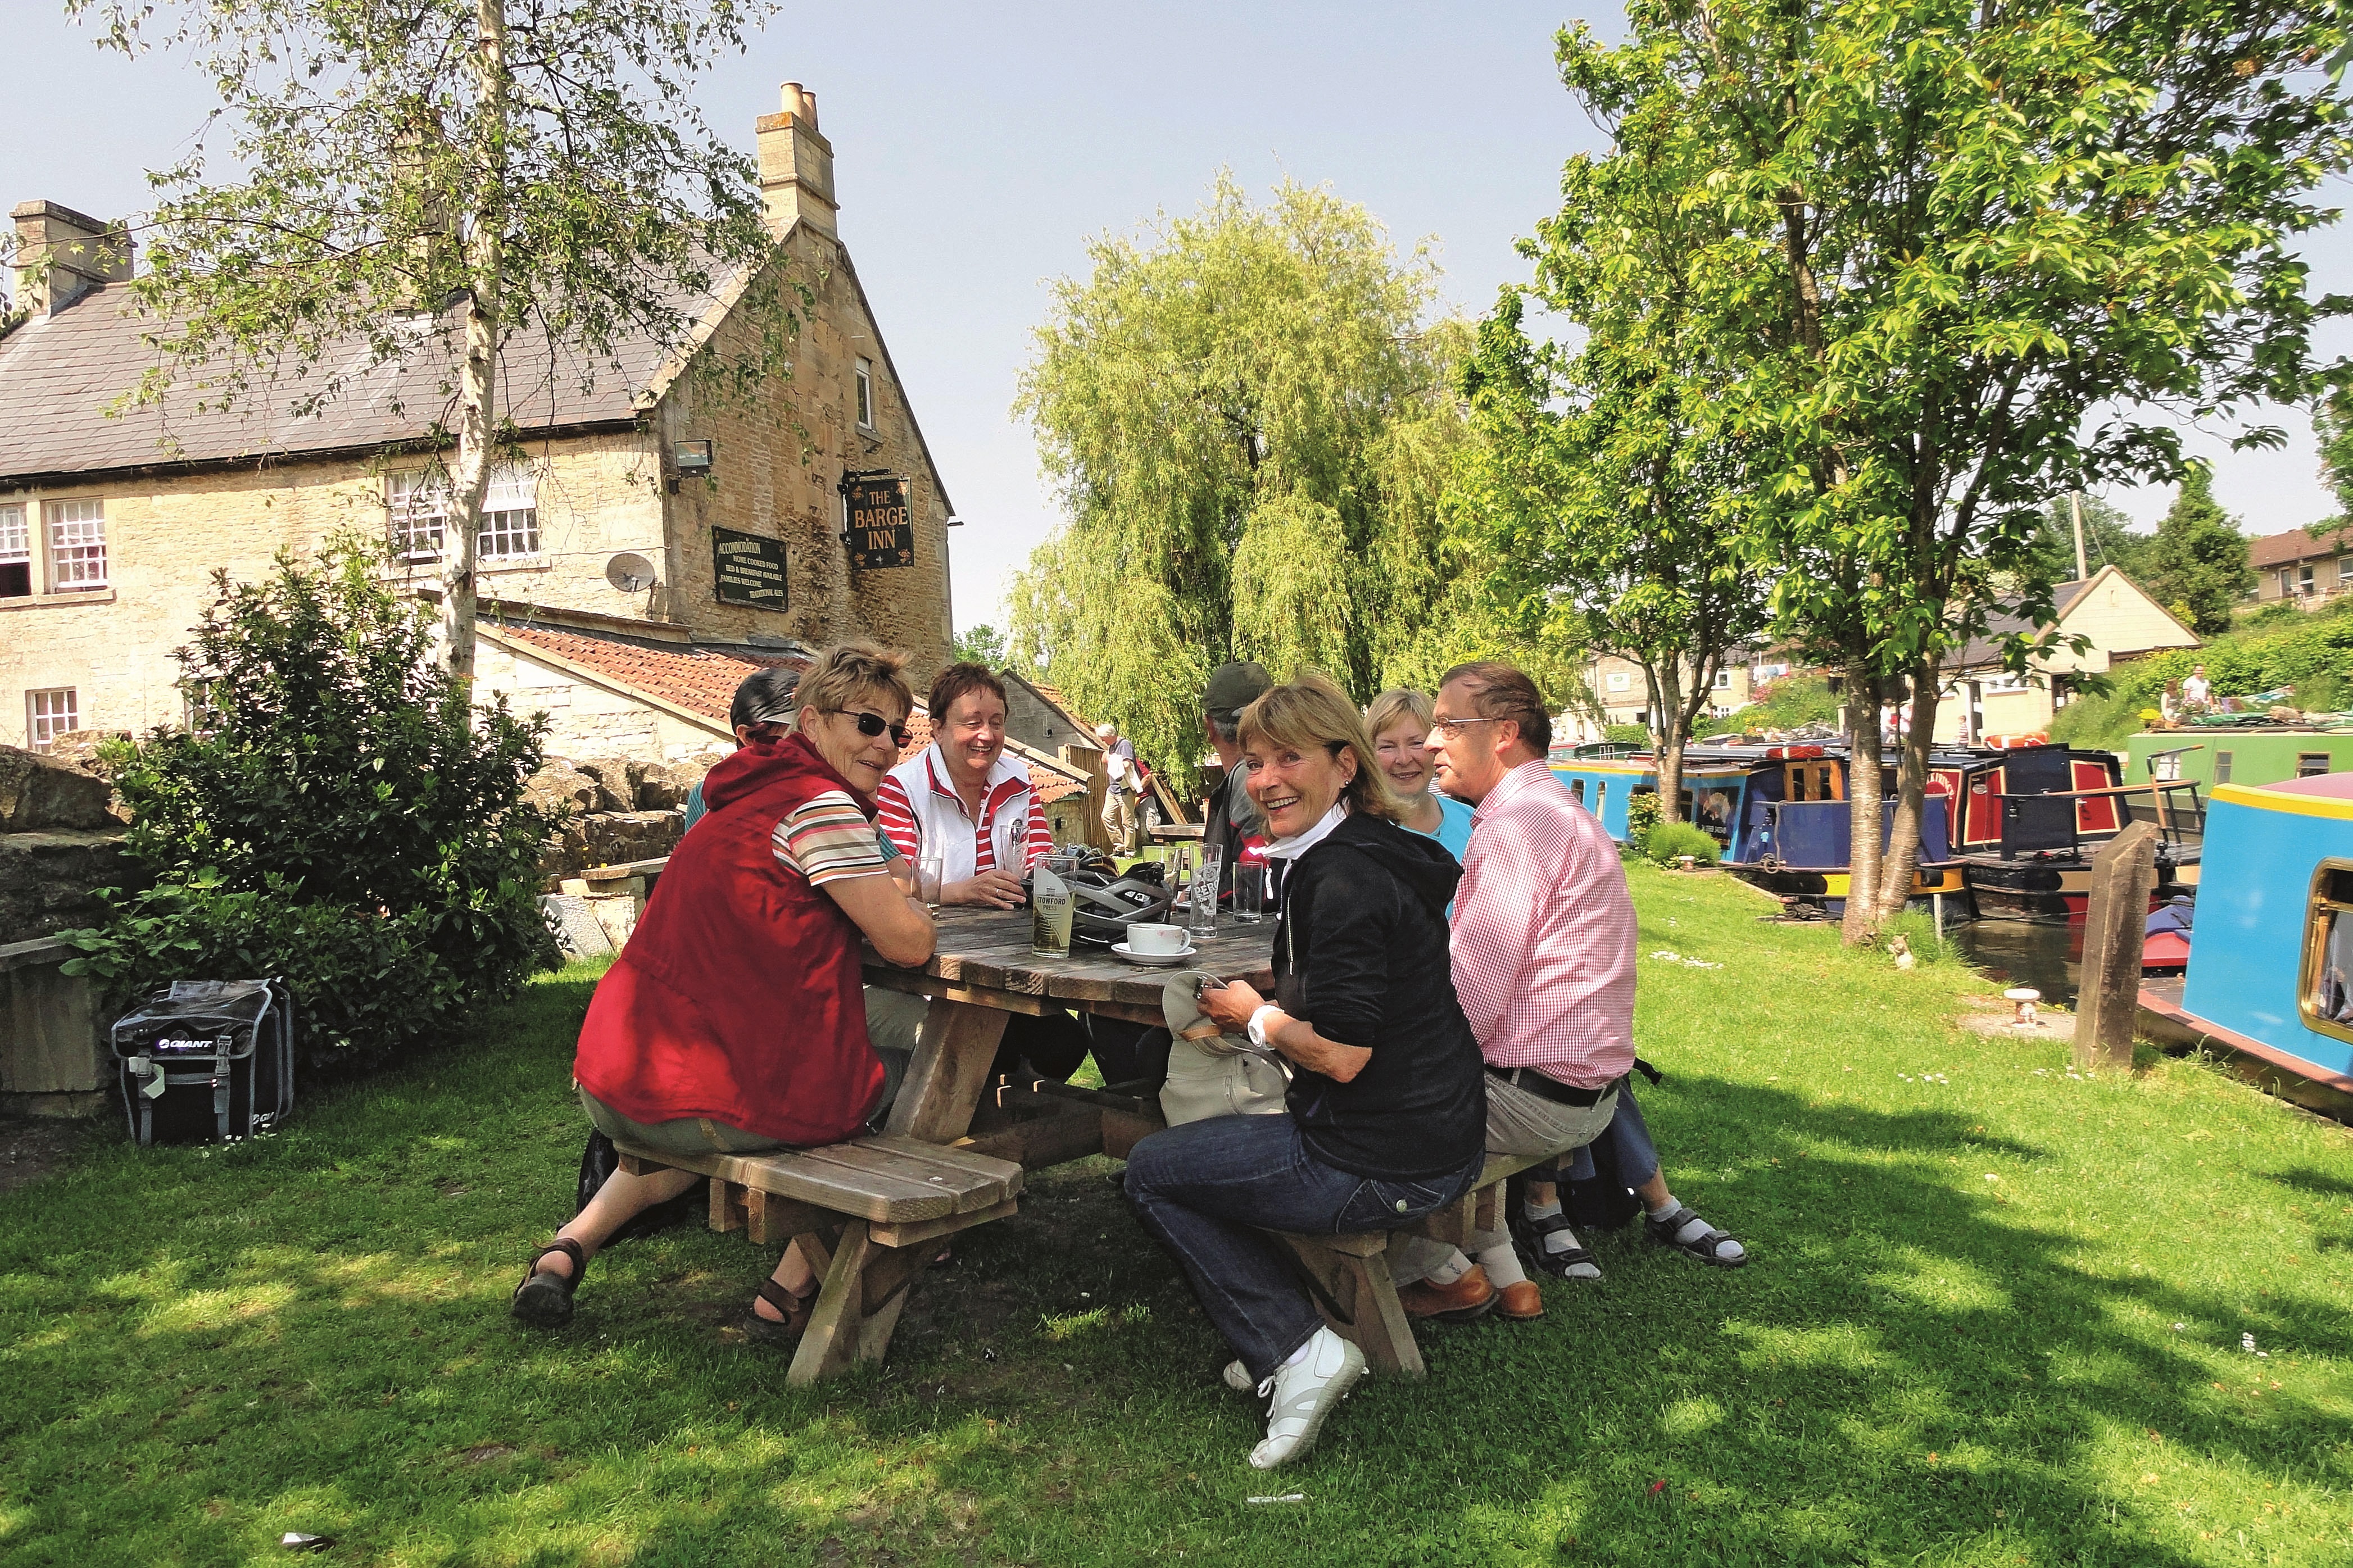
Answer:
[{"left": 1200, "top": 661, "right": 1271, "bottom": 883}]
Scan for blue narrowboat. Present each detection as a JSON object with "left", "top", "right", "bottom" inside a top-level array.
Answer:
[
  {"left": 1545, "top": 746, "right": 1757, "bottom": 846},
  {"left": 2139, "top": 774, "right": 2353, "bottom": 1112}
]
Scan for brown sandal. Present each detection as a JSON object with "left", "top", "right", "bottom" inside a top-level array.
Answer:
[{"left": 740, "top": 1278, "right": 815, "bottom": 1346}]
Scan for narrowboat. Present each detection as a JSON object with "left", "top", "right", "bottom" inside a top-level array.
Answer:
[
  {"left": 2137, "top": 774, "right": 2353, "bottom": 1116},
  {"left": 1545, "top": 745, "right": 1757, "bottom": 847},
  {"left": 1944, "top": 743, "right": 2202, "bottom": 924},
  {"left": 2123, "top": 728, "right": 2353, "bottom": 791}
]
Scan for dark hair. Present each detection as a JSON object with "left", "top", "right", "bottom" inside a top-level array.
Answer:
[
  {"left": 729, "top": 666, "right": 802, "bottom": 733},
  {"left": 1438, "top": 661, "right": 1553, "bottom": 754},
  {"left": 928, "top": 661, "right": 1008, "bottom": 724}
]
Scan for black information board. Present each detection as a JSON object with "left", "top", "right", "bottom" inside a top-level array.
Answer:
[
  {"left": 711, "top": 526, "right": 787, "bottom": 611},
  {"left": 844, "top": 474, "right": 914, "bottom": 571}
]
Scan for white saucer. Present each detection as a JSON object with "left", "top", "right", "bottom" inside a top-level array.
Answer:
[{"left": 1112, "top": 940, "right": 1194, "bottom": 967}]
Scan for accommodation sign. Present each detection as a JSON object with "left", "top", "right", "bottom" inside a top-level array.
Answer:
[
  {"left": 844, "top": 474, "right": 914, "bottom": 571},
  {"left": 711, "top": 526, "right": 787, "bottom": 611}
]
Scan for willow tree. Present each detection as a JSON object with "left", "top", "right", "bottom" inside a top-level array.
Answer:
[
  {"left": 1010, "top": 178, "right": 1475, "bottom": 776},
  {"left": 69, "top": 0, "right": 794, "bottom": 680},
  {"left": 1556, "top": 0, "right": 2351, "bottom": 938}
]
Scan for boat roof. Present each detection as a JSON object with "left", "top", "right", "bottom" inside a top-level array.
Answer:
[{"left": 2212, "top": 772, "right": 2353, "bottom": 819}]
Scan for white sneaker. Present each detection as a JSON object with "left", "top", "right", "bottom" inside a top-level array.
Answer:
[
  {"left": 1223, "top": 1358, "right": 1254, "bottom": 1393},
  {"left": 1248, "top": 1328, "right": 1366, "bottom": 1470}
]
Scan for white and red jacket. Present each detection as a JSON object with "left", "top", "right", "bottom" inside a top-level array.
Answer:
[{"left": 874, "top": 744, "right": 1051, "bottom": 880}]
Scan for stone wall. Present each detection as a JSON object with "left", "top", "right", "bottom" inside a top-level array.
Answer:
[
  {"left": 0, "top": 743, "right": 137, "bottom": 939},
  {"left": 528, "top": 752, "right": 722, "bottom": 887}
]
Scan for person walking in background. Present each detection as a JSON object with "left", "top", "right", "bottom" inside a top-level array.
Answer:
[
  {"left": 1122, "top": 674, "right": 1486, "bottom": 1469},
  {"left": 1097, "top": 721, "right": 1141, "bottom": 855}
]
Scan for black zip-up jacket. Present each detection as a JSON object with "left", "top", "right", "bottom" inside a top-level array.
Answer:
[{"left": 1271, "top": 811, "right": 1486, "bottom": 1180}]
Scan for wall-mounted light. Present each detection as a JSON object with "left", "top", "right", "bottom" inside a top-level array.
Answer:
[{"left": 673, "top": 439, "right": 714, "bottom": 474}]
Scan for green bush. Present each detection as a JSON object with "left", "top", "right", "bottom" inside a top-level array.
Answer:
[
  {"left": 1643, "top": 820, "right": 1722, "bottom": 867},
  {"left": 1739, "top": 672, "right": 1842, "bottom": 733},
  {"left": 1603, "top": 722, "right": 1652, "bottom": 747},
  {"left": 2048, "top": 597, "right": 2353, "bottom": 749},
  {"left": 58, "top": 542, "right": 560, "bottom": 1075},
  {"left": 1625, "top": 789, "right": 1664, "bottom": 843}
]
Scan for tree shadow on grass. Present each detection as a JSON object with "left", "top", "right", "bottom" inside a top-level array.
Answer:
[{"left": 6, "top": 975, "right": 2350, "bottom": 1566}]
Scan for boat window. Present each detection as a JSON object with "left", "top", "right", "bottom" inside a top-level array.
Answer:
[
  {"left": 2214, "top": 751, "right": 2233, "bottom": 784},
  {"left": 2299, "top": 861, "right": 2353, "bottom": 1043},
  {"left": 1570, "top": 778, "right": 1586, "bottom": 805},
  {"left": 1596, "top": 780, "right": 1609, "bottom": 815},
  {"left": 2298, "top": 752, "right": 2331, "bottom": 779}
]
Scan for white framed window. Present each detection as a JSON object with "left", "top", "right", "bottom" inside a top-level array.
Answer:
[
  {"left": 1713, "top": 669, "right": 1733, "bottom": 690},
  {"left": 387, "top": 463, "right": 539, "bottom": 561},
  {"left": 0, "top": 503, "right": 28, "bottom": 597},
  {"left": 2337, "top": 556, "right": 2351, "bottom": 587},
  {"left": 44, "top": 499, "right": 106, "bottom": 589},
  {"left": 854, "top": 357, "right": 875, "bottom": 429},
  {"left": 28, "top": 688, "right": 78, "bottom": 749},
  {"left": 1606, "top": 671, "right": 1632, "bottom": 692},
  {"left": 2300, "top": 563, "right": 2317, "bottom": 596}
]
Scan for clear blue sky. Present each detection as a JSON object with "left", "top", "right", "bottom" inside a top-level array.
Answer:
[{"left": 7, "top": 2, "right": 2345, "bottom": 630}]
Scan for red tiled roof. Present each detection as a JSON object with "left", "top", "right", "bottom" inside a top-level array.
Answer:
[
  {"left": 2251, "top": 526, "right": 2350, "bottom": 569},
  {"left": 493, "top": 624, "right": 803, "bottom": 725},
  {"left": 494, "top": 621, "right": 1086, "bottom": 802}
]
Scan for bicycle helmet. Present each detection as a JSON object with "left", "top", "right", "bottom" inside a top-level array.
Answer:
[{"left": 1063, "top": 870, "right": 1177, "bottom": 947}]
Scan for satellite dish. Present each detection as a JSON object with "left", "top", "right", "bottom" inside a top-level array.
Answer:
[{"left": 605, "top": 552, "right": 657, "bottom": 593}]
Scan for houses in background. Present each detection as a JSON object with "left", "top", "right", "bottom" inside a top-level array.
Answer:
[
  {"left": 1, "top": 82, "right": 956, "bottom": 759},
  {"left": 1933, "top": 565, "right": 2199, "bottom": 742},
  {"left": 2250, "top": 524, "right": 2353, "bottom": 605}
]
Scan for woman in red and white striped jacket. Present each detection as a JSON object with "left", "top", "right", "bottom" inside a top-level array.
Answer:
[{"left": 873, "top": 663, "right": 1051, "bottom": 903}]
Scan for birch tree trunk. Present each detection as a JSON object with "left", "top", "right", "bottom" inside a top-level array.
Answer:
[
  {"left": 1840, "top": 665, "right": 1885, "bottom": 945},
  {"left": 442, "top": 0, "right": 511, "bottom": 684}
]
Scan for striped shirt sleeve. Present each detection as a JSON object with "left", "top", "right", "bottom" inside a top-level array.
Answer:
[
  {"left": 873, "top": 775, "right": 921, "bottom": 862},
  {"left": 772, "top": 790, "right": 891, "bottom": 886},
  {"left": 1020, "top": 791, "right": 1052, "bottom": 871}
]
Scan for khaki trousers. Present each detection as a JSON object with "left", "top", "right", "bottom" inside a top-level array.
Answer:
[
  {"left": 1101, "top": 787, "right": 1138, "bottom": 855},
  {"left": 1389, "top": 1075, "right": 1618, "bottom": 1284}
]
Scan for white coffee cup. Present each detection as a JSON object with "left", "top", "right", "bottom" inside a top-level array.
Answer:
[{"left": 1127, "top": 922, "right": 1187, "bottom": 954}]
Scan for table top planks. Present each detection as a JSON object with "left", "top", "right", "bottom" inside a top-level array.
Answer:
[{"left": 863, "top": 907, "right": 1275, "bottom": 1013}]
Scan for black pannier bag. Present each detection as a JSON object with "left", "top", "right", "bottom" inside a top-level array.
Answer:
[{"left": 112, "top": 979, "right": 294, "bottom": 1146}]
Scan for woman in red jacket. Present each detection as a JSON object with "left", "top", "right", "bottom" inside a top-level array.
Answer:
[{"left": 511, "top": 642, "right": 937, "bottom": 1340}]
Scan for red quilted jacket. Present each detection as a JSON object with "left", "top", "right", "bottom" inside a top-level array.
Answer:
[{"left": 573, "top": 732, "right": 886, "bottom": 1146}]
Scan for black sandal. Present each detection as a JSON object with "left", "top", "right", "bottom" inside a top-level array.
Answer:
[
  {"left": 741, "top": 1278, "right": 815, "bottom": 1346},
  {"left": 1646, "top": 1203, "right": 1747, "bottom": 1267},
  {"left": 511, "top": 1238, "right": 587, "bottom": 1327},
  {"left": 1512, "top": 1208, "right": 1604, "bottom": 1281}
]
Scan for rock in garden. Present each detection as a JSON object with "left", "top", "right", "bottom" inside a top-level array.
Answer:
[{"left": 0, "top": 745, "right": 117, "bottom": 833}]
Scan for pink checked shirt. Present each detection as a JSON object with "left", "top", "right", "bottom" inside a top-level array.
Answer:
[{"left": 1450, "top": 760, "right": 1637, "bottom": 1090}]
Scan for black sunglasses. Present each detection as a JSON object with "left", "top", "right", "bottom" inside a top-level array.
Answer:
[{"left": 832, "top": 708, "right": 913, "bottom": 748}]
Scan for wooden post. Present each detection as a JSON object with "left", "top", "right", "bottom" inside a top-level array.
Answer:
[
  {"left": 1060, "top": 742, "right": 1109, "bottom": 851},
  {"left": 2077, "top": 820, "right": 2158, "bottom": 1071}
]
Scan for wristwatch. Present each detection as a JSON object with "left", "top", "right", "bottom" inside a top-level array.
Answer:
[{"left": 1246, "top": 1005, "right": 1282, "bottom": 1048}]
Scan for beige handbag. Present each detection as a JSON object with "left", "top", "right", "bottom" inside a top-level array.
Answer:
[{"left": 1157, "top": 970, "right": 1291, "bottom": 1125}]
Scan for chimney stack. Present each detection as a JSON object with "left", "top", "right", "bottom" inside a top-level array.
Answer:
[
  {"left": 10, "top": 201, "right": 133, "bottom": 318},
  {"left": 756, "top": 81, "right": 837, "bottom": 239}
]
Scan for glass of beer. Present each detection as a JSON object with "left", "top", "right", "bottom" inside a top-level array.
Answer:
[{"left": 1031, "top": 871, "right": 1075, "bottom": 958}]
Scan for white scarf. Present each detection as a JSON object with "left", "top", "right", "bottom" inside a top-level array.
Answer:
[{"left": 1262, "top": 801, "right": 1348, "bottom": 865}]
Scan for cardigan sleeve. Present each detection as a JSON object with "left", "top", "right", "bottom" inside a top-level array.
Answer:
[{"left": 1294, "top": 851, "right": 1400, "bottom": 1048}]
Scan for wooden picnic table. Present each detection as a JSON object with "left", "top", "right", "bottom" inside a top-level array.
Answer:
[{"left": 860, "top": 906, "right": 1275, "bottom": 1159}]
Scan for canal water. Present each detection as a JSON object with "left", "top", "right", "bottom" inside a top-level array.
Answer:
[{"left": 1948, "top": 919, "right": 2083, "bottom": 1008}]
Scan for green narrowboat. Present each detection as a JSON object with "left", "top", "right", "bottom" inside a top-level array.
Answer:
[{"left": 2123, "top": 729, "right": 2353, "bottom": 789}]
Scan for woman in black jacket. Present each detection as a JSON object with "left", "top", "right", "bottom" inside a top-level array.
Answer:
[{"left": 1122, "top": 673, "right": 1486, "bottom": 1470}]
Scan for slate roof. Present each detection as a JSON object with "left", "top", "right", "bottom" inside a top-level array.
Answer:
[
  {"left": 2251, "top": 525, "right": 2351, "bottom": 570},
  {"left": 1945, "top": 578, "right": 2098, "bottom": 671},
  {"left": 0, "top": 280, "right": 685, "bottom": 485},
  {"left": 491, "top": 620, "right": 1085, "bottom": 802}
]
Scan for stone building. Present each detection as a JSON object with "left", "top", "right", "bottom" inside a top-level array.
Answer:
[{"left": 0, "top": 82, "right": 955, "bottom": 759}]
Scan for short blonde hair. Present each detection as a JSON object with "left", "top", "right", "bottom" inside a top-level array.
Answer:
[
  {"left": 1365, "top": 688, "right": 1435, "bottom": 743},
  {"left": 798, "top": 640, "right": 914, "bottom": 726},
  {"left": 1238, "top": 672, "right": 1403, "bottom": 824}
]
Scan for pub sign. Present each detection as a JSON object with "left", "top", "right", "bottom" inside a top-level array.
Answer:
[
  {"left": 844, "top": 473, "right": 915, "bottom": 571},
  {"left": 711, "top": 526, "right": 787, "bottom": 611}
]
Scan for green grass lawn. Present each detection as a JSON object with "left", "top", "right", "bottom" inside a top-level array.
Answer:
[{"left": 5, "top": 867, "right": 2351, "bottom": 1566}]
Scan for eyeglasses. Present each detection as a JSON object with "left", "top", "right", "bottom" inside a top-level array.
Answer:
[
  {"left": 1430, "top": 716, "right": 1503, "bottom": 737},
  {"left": 831, "top": 708, "right": 914, "bottom": 748}
]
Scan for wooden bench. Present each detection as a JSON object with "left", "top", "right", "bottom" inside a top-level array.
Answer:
[
  {"left": 612, "top": 1133, "right": 1023, "bottom": 1385},
  {"left": 1095, "top": 1089, "right": 1556, "bottom": 1379}
]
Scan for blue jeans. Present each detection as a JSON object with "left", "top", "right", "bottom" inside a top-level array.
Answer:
[{"left": 1122, "top": 1114, "right": 1484, "bottom": 1381}]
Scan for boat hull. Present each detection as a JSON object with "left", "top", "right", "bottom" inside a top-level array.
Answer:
[{"left": 1957, "top": 853, "right": 2198, "bottom": 925}]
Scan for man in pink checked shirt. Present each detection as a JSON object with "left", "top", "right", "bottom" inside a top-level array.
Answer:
[{"left": 1389, "top": 662, "right": 1746, "bottom": 1324}]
